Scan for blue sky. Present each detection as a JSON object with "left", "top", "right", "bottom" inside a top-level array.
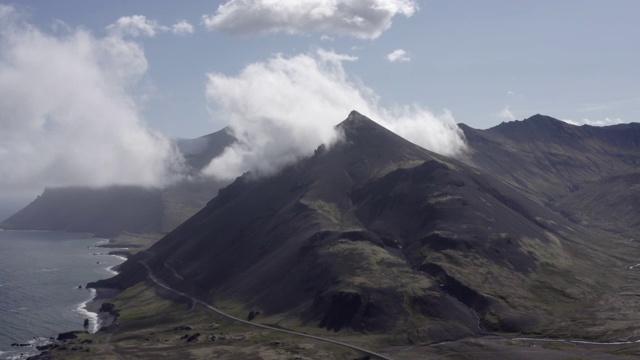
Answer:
[
  {"left": 0, "top": 0, "right": 638, "bottom": 215},
  {"left": 13, "top": 0, "right": 640, "bottom": 136}
]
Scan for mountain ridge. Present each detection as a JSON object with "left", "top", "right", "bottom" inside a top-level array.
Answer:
[
  {"left": 460, "top": 114, "right": 640, "bottom": 204},
  {"left": 96, "top": 111, "right": 640, "bottom": 344}
]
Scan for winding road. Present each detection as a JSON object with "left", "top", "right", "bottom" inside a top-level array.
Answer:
[
  {"left": 139, "top": 258, "right": 640, "bottom": 360},
  {"left": 140, "top": 261, "right": 393, "bottom": 360},
  {"left": 512, "top": 337, "right": 640, "bottom": 346}
]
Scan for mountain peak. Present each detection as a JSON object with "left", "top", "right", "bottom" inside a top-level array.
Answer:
[
  {"left": 489, "top": 114, "right": 576, "bottom": 142},
  {"left": 337, "top": 110, "right": 403, "bottom": 141},
  {"left": 495, "top": 114, "right": 568, "bottom": 128},
  {"left": 339, "top": 110, "right": 382, "bottom": 130},
  {"left": 522, "top": 114, "right": 569, "bottom": 126}
]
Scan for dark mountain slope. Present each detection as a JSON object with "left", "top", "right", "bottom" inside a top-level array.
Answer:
[
  {"left": 3, "top": 186, "right": 163, "bottom": 236},
  {"left": 2, "top": 127, "right": 235, "bottom": 236},
  {"left": 557, "top": 173, "right": 640, "bottom": 237},
  {"left": 104, "top": 111, "right": 636, "bottom": 342},
  {"left": 460, "top": 115, "right": 640, "bottom": 203},
  {"left": 461, "top": 114, "right": 640, "bottom": 243}
]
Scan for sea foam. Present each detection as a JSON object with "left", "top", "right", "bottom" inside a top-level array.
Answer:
[{"left": 75, "top": 288, "right": 99, "bottom": 333}]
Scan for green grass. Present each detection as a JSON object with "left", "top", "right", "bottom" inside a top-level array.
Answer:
[
  {"left": 301, "top": 198, "right": 342, "bottom": 224},
  {"left": 322, "top": 239, "right": 433, "bottom": 293},
  {"left": 111, "top": 282, "right": 182, "bottom": 322}
]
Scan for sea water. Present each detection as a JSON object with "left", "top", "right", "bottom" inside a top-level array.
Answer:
[{"left": 0, "top": 230, "right": 125, "bottom": 359}]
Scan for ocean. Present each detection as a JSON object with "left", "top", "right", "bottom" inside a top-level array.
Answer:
[{"left": 0, "top": 230, "right": 125, "bottom": 359}]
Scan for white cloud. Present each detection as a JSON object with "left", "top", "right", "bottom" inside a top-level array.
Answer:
[
  {"left": 386, "top": 48, "right": 410, "bottom": 62},
  {"left": 0, "top": 6, "right": 184, "bottom": 192},
  {"left": 317, "top": 48, "right": 358, "bottom": 63},
  {"left": 106, "top": 15, "right": 161, "bottom": 37},
  {"left": 203, "top": 49, "right": 466, "bottom": 181},
  {"left": 507, "top": 90, "right": 515, "bottom": 96},
  {"left": 498, "top": 106, "right": 516, "bottom": 120},
  {"left": 320, "top": 34, "right": 334, "bottom": 41},
  {"left": 171, "top": 20, "right": 195, "bottom": 35},
  {"left": 106, "top": 15, "right": 195, "bottom": 37},
  {"left": 202, "top": 0, "right": 418, "bottom": 39},
  {"left": 562, "top": 118, "right": 624, "bottom": 126}
]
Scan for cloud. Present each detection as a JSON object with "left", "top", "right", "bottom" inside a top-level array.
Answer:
[
  {"left": 106, "top": 15, "right": 160, "bottom": 37},
  {"left": 498, "top": 106, "right": 516, "bottom": 120},
  {"left": 320, "top": 34, "right": 334, "bottom": 41},
  {"left": 562, "top": 118, "right": 624, "bottom": 126},
  {"left": 202, "top": 0, "right": 418, "bottom": 39},
  {"left": 203, "top": 49, "right": 466, "bottom": 180},
  {"left": 107, "top": 15, "right": 195, "bottom": 37},
  {"left": 0, "top": 6, "right": 184, "bottom": 192},
  {"left": 171, "top": 20, "right": 195, "bottom": 35},
  {"left": 386, "top": 48, "right": 410, "bottom": 62}
]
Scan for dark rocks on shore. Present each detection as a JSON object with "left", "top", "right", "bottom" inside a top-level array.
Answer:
[
  {"left": 56, "top": 331, "right": 81, "bottom": 341},
  {"left": 36, "top": 344, "right": 59, "bottom": 351},
  {"left": 174, "top": 325, "right": 193, "bottom": 331},
  {"left": 77, "top": 285, "right": 82, "bottom": 289},
  {"left": 83, "top": 319, "right": 89, "bottom": 328},
  {"left": 98, "top": 302, "right": 119, "bottom": 317},
  {"left": 11, "top": 342, "right": 31, "bottom": 347}
]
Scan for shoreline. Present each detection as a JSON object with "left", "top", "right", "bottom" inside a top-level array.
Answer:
[
  {"left": 82, "top": 238, "right": 128, "bottom": 332},
  {"left": 22, "top": 233, "right": 163, "bottom": 360},
  {"left": 24, "top": 241, "right": 126, "bottom": 359},
  {"left": 25, "top": 239, "right": 127, "bottom": 359},
  {"left": 83, "top": 287, "right": 121, "bottom": 332},
  {"left": 0, "top": 234, "right": 126, "bottom": 360}
]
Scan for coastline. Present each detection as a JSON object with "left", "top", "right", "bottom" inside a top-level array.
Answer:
[
  {"left": 83, "top": 238, "right": 129, "bottom": 332},
  {"left": 83, "top": 287, "right": 121, "bottom": 332},
  {"left": 23, "top": 242, "right": 126, "bottom": 359},
  {"left": 0, "top": 233, "right": 127, "bottom": 360},
  {"left": 22, "top": 234, "right": 162, "bottom": 360}
]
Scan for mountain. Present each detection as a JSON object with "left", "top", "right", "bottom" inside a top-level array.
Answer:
[
  {"left": 461, "top": 115, "right": 640, "bottom": 239},
  {"left": 176, "top": 127, "right": 235, "bottom": 172},
  {"left": 460, "top": 115, "right": 640, "bottom": 203},
  {"left": 556, "top": 173, "right": 640, "bottom": 237},
  {"left": 102, "top": 111, "right": 640, "bottom": 343},
  {"left": 1, "top": 127, "right": 235, "bottom": 237},
  {"left": 2, "top": 186, "right": 163, "bottom": 236}
]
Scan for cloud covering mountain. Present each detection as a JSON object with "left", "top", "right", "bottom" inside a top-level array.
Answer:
[
  {"left": 0, "top": 3, "right": 465, "bottom": 195},
  {"left": 203, "top": 49, "right": 467, "bottom": 180}
]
